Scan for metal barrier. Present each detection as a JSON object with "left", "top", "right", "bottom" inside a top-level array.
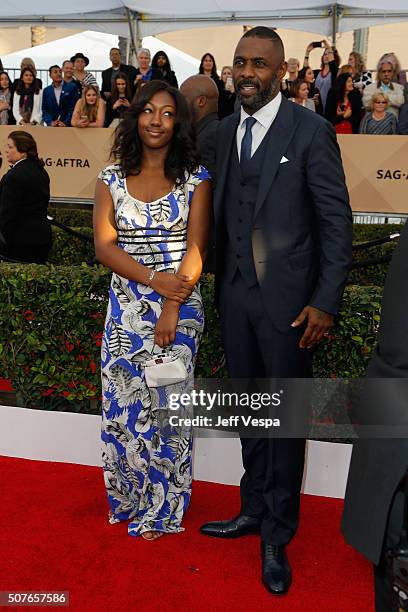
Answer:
[{"left": 4, "top": 67, "right": 104, "bottom": 89}]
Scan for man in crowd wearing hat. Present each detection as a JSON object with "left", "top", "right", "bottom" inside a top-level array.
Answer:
[{"left": 70, "top": 52, "right": 98, "bottom": 93}]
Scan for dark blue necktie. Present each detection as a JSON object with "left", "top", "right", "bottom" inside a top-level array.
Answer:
[{"left": 240, "top": 116, "right": 257, "bottom": 168}]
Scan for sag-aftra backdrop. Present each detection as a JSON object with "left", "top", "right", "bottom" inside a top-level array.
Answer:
[
  {"left": 0, "top": 126, "right": 113, "bottom": 200},
  {"left": 1, "top": 126, "right": 408, "bottom": 213}
]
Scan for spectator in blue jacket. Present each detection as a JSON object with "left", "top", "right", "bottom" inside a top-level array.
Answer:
[{"left": 42, "top": 65, "right": 79, "bottom": 127}]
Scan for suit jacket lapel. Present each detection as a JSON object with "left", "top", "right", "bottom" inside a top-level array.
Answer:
[
  {"left": 253, "top": 97, "right": 298, "bottom": 219},
  {"left": 214, "top": 112, "right": 240, "bottom": 225}
]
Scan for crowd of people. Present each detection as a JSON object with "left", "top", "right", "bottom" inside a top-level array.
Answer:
[
  {"left": 281, "top": 42, "right": 408, "bottom": 134},
  {"left": 1, "top": 43, "right": 407, "bottom": 133},
  {"left": 1, "top": 27, "right": 407, "bottom": 610}
]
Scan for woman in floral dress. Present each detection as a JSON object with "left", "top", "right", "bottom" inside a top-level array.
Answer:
[{"left": 93, "top": 80, "right": 211, "bottom": 540}]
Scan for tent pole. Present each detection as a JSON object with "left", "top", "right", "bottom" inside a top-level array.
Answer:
[
  {"left": 125, "top": 8, "right": 138, "bottom": 64},
  {"left": 331, "top": 3, "right": 337, "bottom": 47}
]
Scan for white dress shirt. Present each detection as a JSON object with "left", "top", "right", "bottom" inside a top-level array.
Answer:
[
  {"left": 236, "top": 92, "right": 282, "bottom": 160},
  {"left": 53, "top": 83, "right": 63, "bottom": 105}
]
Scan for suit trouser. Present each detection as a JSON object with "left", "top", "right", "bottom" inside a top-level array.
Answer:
[
  {"left": 219, "top": 271, "right": 312, "bottom": 545},
  {"left": 374, "top": 488, "right": 404, "bottom": 612}
]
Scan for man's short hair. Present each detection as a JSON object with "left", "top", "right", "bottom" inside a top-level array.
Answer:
[
  {"left": 49, "top": 64, "right": 60, "bottom": 75},
  {"left": 110, "top": 47, "right": 121, "bottom": 55},
  {"left": 62, "top": 60, "right": 73, "bottom": 68},
  {"left": 242, "top": 26, "right": 285, "bottom": 62}
]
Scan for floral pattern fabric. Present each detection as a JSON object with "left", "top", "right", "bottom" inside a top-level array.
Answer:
[{"left": 98, "top": 163, "right": 210, "bottom": 536}]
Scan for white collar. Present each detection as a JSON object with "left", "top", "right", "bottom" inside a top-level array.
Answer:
[
  {"left": 11, "top": 158, "right": 27, "bottom": 168},
  {"left": 239, "top": 92, "right": 282, "bottom": 129}
]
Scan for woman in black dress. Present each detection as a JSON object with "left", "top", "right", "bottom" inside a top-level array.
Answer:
[
  {"left": 218, "top": 65, "right": 237, "bottom": 119},
  {"left": 0, "top": 131, "right": 51, "bottom": 263},
  {"left": 199, "top": 53, "right": 222, "bottom": 96},
  {"left": 105, "top": 72, "right": 132, "bottom": 126},
  {"left": 151, "top": 50, "right": 178, "bottom": 88}
]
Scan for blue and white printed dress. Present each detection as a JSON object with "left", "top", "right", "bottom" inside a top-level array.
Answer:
[{"left": 98, "top": 163, "right": 210, "bottom": 536}]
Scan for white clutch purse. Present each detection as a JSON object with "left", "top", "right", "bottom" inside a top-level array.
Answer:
[{"left": 144, "top": 353, "right": 188, "bottom": 388}]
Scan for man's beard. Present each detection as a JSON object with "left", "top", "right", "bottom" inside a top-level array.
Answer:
[{"left": 236, "top": 74, "right": 280, "bottom": 113}]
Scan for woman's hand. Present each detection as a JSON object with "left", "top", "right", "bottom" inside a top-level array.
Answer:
[
  {"left": 154, "top": 300, "right": 180, "bottom": 348},
  {"left": 112, "top": 99, "right": 122, "bottom": 110},
  {"left": 78, "top": 118, "right": 89, "bottom": 127},
  {"left": 344, "top": 106, "right": 352, "bottom": 119},
  {"left": 150, "top": 271, "right": 194, "bottom": 303},
  {"left": 0, "top": 101, "right": 10, "bottom": 111}
]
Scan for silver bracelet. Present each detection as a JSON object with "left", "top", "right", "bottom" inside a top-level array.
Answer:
[{"left": 147, "top": 269, "right": 156, "bottom": 287}]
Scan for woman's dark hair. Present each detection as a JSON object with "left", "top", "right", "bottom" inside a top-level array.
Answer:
[
  {"left": 110, "top": 80, "right": 198, "bottom": 183},
  {"left": 111, "top": 72, "right": 132, "bottom": 105},
  {"left": 152, "top": 51, "right": 172, "bottom": 72},
  {"left": 333, "top": 72, "right": 353, "bottom": 102},
  {"left": 298, "top": 67, "right": 314, "bottom": 82},
  {"left": 8, "top": 130, "right": 45, "bottom": 167},
  {"left": 199, "top": 53, "right": 218, "bottom": 79},
  {"left": 0, "top": 71, "right": 11, "bottom": 90},
  {"left": 320, "top": 48, "right": 341, "bottom": 71},
  {"left": 16, "top": 67, "right": 40, "bottom": 95}
]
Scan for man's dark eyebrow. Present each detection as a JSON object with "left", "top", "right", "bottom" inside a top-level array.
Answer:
[{"left": 233, "top": 55, "right": 267, "bottom": 61}]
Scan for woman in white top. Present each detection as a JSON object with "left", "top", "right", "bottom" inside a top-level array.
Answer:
[
  {"left": 290, "top": 80, "right": 315, "bottom": 112},
  {"left": 12, "top": 66, "right": 42, "bottom": 125}
]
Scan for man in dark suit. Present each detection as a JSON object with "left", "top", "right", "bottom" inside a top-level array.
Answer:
[
  {"left": 180, "top": 75, "right": 219, "bottom": 184},
  {"left": 342, "top": 221, "right": 408, "bottom": 612},
  {"left": 42, "top": 65, "right": 79, "bottom": 127},
  {"left": 101, "top": 48, "right": 137, "bottom": 100},
  {"left": 181, "top": 74, "right": 219, "bottom": 273},
  {"left": 200, "top": 26, "right": 353, "bottom": 595}
]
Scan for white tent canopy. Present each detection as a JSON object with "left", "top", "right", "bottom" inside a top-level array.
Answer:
[{"left": 0, "top": 1, "right": 408, "bottom": 38}]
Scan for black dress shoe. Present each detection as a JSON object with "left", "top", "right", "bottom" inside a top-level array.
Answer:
[
  {"left": 200, "top": 514, "right": 261, "bottom": 538},
  {"left": 261, "top": 542, "right": 292, "bottom": 595}
]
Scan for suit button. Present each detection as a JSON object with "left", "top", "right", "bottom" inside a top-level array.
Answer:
[
  {"left": 238, "top": 200, "right": 243, "bottom": 206},
  {"left": 238, "top": 218, "right": 243, "bottom": 223},
  {"left": 237, "top": 237, "right": 242, "bottom": 241},
  {"left": 240, "top": 181, "right": 246, "bottom": 187},
  {"left": 237, "top": 254, "right": 242, "bottom": 259}
]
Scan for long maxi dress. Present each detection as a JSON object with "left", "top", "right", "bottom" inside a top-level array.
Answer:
[{"left": 98, "top": 163, "right": 210, "bottom": 536}]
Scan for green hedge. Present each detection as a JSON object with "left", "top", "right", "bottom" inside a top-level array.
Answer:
[
  {"left": 0, "top": 263, "right": 382, "bottom": 413},
  {"left": 48, "top": 207, "right": 93, "bottom": 228},
  {"left": 45, "top": 214, "right": 404, "bottom": 283},
  {"left": 349, "top": 223, "right": 403, "bottom": 286},
  {"left": 48, "top": 227, "right": 95, "bottom": 266}
]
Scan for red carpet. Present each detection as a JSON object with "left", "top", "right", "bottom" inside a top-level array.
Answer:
[{"left": 0, "top": 456, "right": 373, "bottom": 612}]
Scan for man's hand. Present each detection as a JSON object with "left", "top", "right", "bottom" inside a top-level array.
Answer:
[{"left": 291, "top": 306, "right": 334, "bottom": 349}]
